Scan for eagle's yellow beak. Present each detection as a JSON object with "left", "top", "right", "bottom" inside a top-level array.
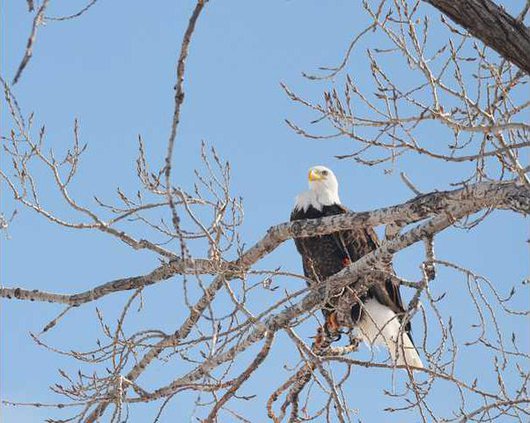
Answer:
[{"left": 308, "top": 169, "right": 323, "bottom": 181}]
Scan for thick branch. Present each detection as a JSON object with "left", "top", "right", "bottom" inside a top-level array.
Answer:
[
  {"left": 1, "top": 180, "right": 528, "bottom": 305},
  {"left": 423, "top": 0, "right": 530, "bottom": 73},
  {"left": 0, "top": 258, "right": 218, "bottom": 305}
]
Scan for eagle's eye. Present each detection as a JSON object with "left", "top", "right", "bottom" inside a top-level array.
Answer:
[{"left": 321, "top": 170, "right": 328, "bottom": 176}]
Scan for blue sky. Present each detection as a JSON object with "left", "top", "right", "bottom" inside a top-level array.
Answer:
[{"left": 1, "top": 1, "right": 528, "bottom": 422}]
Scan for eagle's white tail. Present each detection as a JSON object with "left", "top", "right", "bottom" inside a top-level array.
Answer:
[{"left": 354, "top": 298, "right": 423, "bottom": 369}]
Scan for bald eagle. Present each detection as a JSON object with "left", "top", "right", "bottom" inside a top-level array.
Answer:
[{"left": 291, "top": 166, "right": 423, "bottom": 368}]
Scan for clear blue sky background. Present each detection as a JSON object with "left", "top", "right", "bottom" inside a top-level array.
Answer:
[{"left": 1, "top": 1, "right": 528, "bottom": 422}]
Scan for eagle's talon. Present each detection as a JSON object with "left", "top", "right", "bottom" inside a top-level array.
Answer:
[
  {"left": 328, "top": 333, "right": 342, "bottom": 342},
  {"left": 324, "top": 327, "right": 341, "bottom": 342}
]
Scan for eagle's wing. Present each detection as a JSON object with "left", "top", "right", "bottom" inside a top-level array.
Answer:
[
  {"left": 290, "top": 208, "right": 323, "bottom": 283},
  {"left": 333, "top": 205, "right": 410, "bottom": 333}
]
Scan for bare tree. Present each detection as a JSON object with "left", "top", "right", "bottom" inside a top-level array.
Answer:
[{"left": 1, "top": 1, "right": 529, "bottom": 422}]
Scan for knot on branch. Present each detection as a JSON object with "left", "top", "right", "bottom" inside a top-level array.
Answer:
[{"left": 290, "top": 221, "right": 303, "bottom": 238}]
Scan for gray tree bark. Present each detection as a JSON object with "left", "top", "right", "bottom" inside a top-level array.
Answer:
[{"left": 423, "top": 0, "right": 530, "bottom": 74}]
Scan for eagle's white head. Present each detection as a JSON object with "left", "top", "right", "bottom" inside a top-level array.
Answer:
[{"left": 294, "top": 165, "right": 341, "bottom": 212}]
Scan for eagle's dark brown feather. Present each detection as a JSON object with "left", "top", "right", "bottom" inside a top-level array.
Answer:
[{"left": 290, "top": 203, "right": 412, "bottom": 338}]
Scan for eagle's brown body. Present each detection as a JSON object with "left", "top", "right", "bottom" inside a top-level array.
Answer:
[{"left": 290, "top": 202, "right": 412, "bottom": 339}]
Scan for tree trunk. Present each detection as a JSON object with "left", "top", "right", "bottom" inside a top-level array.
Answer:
[{"left": 423, "top": 0, "right": 530, "bottom": 74}]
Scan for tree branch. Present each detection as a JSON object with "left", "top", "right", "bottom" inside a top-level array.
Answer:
[
  {"left": 13, "top": 0, "right": 50, "bottom": 84},
  {"left": 1, "top": 180, "right": 527, "bottom": 305}
]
